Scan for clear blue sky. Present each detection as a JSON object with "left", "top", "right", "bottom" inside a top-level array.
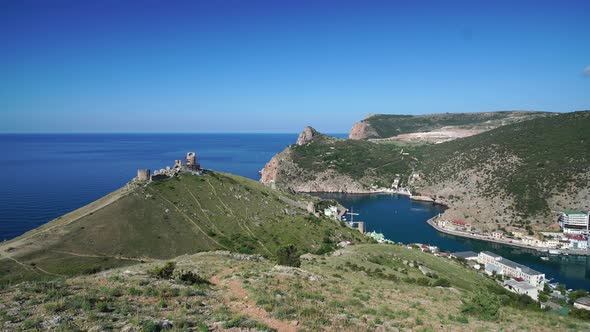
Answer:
[{"left": 1, "top": 0, "right": 589, "bottom": 133}]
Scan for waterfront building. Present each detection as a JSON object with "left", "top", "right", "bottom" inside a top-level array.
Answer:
[
  {"left": 574, "top": 297, "right": 590, "bottom": 311},
  {"left": 503, "top": 279, "right": 539, "bottom": 301},
  {"left": 323, "top": 206, "right": 339, "bottom": 220},
  {"left": 450, "top": 251, "right": 479, "bottom": 261},
  {"left": 559, "top": 211, "right": 590, "bottom": 234},
  {"left": 477, "top": 251, "right": 545, "bottom": 287},
  {"left": 565, "top": 234, "right": 588, "bottom": 250},
  {"left": 491, "top": 231, "right": 503, "bottom": 239}
]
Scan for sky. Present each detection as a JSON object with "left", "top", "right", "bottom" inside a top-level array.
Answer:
[{"left": 1, "top": 0, "right": 589, "bottom": 133}]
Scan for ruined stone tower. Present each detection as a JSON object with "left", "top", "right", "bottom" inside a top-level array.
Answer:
[
  {"left": 174, "top": 160, "right": 183, "bottom": 169},
  {"left": 137, "top": 169, "right": 151, "bottom": 182},
  {"left": 185, "top": 152, "right": 200, "bottom": 171}
]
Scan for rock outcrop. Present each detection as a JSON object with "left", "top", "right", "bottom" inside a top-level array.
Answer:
[
  {"left": 349, "top": 120, "right": 378, "bottom": 140},
  {"left": 296, "top": 126, "right": 319, "bottom": 145}
]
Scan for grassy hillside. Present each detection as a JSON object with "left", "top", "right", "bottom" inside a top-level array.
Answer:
[
  {"left": 291, "top": 134, "right": 416, "bottom": 187},
  {"left": 418, "top": 111, "right": 590, "bottom": 221},
  {"left": 356, "top": 111, "right": 549, "bottom": 139},
  {"left": 0, "top": 171, "right": 366, "bottom": 284},
  {"left": 1, "top": 245, "right": 587, "bottom": 331}
]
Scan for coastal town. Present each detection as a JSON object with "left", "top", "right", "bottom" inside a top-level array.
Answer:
[
  {"left": 321, "top": 203, "right": 590, "bottom": 313},
  {"left": 429, "top": 210, "right": 590, "bottom": 255}
]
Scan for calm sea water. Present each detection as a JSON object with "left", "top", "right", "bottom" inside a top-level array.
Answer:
[
  {"left": 1, "top": 134, "right": 588, "bottom": 290},
  {"left": 316, "top": 193, "right": 590, "bottom": 291}
]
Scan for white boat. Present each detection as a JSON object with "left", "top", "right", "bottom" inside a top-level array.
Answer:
[
  {"left": 541, "top": 256, "right": 549, "bottom": 261},
  {"left": 549, "top": 249, "right": 560, "bottom": 255}
]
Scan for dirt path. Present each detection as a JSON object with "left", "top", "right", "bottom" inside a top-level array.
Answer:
[
  {"left": 148, "top": 188, "right": 228, "bottom": 249},
  {"left": 0, "top": 186, "right": 129, "bottom": 258},
  {"left": 50, "top": 250, "right": 156, "bottom": 263},
  {"left": 210, "top": 271, "right": 297, "bottom": 332}
]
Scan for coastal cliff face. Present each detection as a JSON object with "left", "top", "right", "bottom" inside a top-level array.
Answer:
[{"left": 349, "top": 120, "right": 379, "bottom": 140}]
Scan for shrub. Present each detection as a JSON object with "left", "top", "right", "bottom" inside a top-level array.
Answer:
[
  {"left": 176, "top": 270, "right": 210, "bottom": 285},
  {"left": 431, "top": 278, "right": 451, "bottom": 287},
  {"left": 276, "top": 244, "right": 301, "bottom": 267},
  {"left": 149, "top": 261, "right": 176, "bottom": 279},
  {"left": 570, "top": 307, "right": 590, "bottom": 321},
  {"left": 461, "top": 290, "right": 501, "bottom": 321},
  {"left": 142, "top": 321, "right": 162, "bottom": 332}
]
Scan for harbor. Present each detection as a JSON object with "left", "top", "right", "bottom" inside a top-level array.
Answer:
[{"left": 314, "top": 192, "right": 590, "bottom": 291}]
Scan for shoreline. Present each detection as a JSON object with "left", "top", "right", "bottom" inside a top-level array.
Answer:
[{"left": 426, "top": 217, "right": 590, "bottom": 257}]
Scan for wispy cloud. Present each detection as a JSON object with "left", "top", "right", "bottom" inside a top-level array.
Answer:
[{"left": 583, "top": 65, "right": 590, "bottom": 77}]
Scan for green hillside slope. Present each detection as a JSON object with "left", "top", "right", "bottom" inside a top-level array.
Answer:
[
  {"left": 0, "top": 171, "right": 366, "bottom": 284},
  {"left": 418, "top": 110, "right": 590, "bottom": 225},
  {"left": 2, "top": 245, "right": 587, "bottom": 331}
]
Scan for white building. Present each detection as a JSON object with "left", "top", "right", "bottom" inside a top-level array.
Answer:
[
  {"left": 323, "top": 206, "right": 339, "bottom": 220},
  {"left": 559, "top": 211, "right": 590, "bottom": 234},
  {"left": 504, "top": 279, "right": 539, "bottom": 301},
  {"left": 566, "top": 234, "right": 588, "bottom": 250},
  {"left": 478, "top": 251, "right": 545, "bottom": 287},
  {"left": 491, "top": 231, "right": 503, "bottom": 239}
]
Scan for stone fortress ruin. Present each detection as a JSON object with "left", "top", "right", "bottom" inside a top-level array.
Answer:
[{"left": 135, "top": 152, "right": 203, "bottom": 182}]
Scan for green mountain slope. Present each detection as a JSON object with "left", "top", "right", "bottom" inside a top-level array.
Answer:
[
  {"left": 0, "top": 171, "right": 366, "bottom": 284},
  {"left": 260, "top": 129, "right": 418, "bottom": 192},
  {"left": 349, "top": 111, "right": 550, "bottom": 140},
  {"left": 417, "top": 111, "right": 590, "bottom": 229},
  {"left": 261, "top": 111, "right": 590, "bottom": 231}
]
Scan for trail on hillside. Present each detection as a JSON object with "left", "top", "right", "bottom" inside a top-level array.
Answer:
[
  {"left": 148, "top": 188, "right": 228, "bottom": 249},
  {"left": 50, "top": 250, "right": 155, "bottom": 262},
  {"left": 205, "top": 179, "right": 273, "bottom": 256},
  {"left": 1, "top": 254, "right": 65, "bottom": 278},
  {"left": 181, "top": 182, "right": 224, "bottom": 236},
  {"left": 210, "top": 270, "right": 296, "bottom": 332},
  {"left": 0, "top": 187, "right": 129, "bottom": 258}
]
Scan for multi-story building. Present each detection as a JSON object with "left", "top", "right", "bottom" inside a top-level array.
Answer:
[
  {"left": 559, "top": 211, "right": 590, "bottom": 234},
  {"left": 565, "top": 234, "right": 589, "bottom": 250},
  {"left": 478, "top": 251, "right": 545, "bottom": 287}
]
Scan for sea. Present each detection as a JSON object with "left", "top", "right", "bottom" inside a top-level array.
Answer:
[{"left": 1, "top": 133, "right": 589, "bottom": 290}]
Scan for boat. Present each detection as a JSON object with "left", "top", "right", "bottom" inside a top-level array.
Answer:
[
  {"left": 549, "top": 249, "right": 560, "bottom": 255},
  {"left": 541, "top": 256, "right": 549, "bottom": 261}
]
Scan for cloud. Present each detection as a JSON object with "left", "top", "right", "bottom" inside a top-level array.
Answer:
[{"left": 583, "top": 65, "right": 590, "bottom": 77}]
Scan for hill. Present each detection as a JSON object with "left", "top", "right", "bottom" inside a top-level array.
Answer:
[
  {"left": 260, "top": 128, "right": 417, "bottom": 192},
  {"left": 349, "top": 111, "right": 551, "bottom": 141},
  {"left": 415, "top": 111, "right": 590, "bottom": 231},
  {"left": 2, "top": 244, "right": 587, "bottom": 331},
  {"left": 0, "top": 171, "right": 367, "bottom": 284},
  {"left": 261, "top": 111, "right": 590, "bottom": 232}
]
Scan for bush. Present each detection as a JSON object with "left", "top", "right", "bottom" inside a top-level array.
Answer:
[
  {"left": 149, "top": 261, "right": 176, "bottom": 279},
  {"left": 461, "top": 290, "right": 501, "bottom": 321},
  {"left": 141, "top": 321, "right": 162, "bottom": 332},
  {"left": 176, "top": 270, "right": 210, "bottom": 285},
  {"left": 570, "top": 307, "right": 590, "bottom": 321},
  {"left": 276, "top": 244, "right": 301, "bottom": 267},
  {"left": 431, "top": 278, "right": 451, "bottom": 287}
]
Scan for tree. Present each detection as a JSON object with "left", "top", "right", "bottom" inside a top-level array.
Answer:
[
  {"left": 276, "top": 244, "right": 301, "bottom": 267},
  {"left": 568, "top": 289, "right": 589, "bottom": 304},
  {"left": 556, "top": 284, "right": 566, "bottom": 296},
  {"left": 538, "top": 292, "right": 548, "bottom": 303}
]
